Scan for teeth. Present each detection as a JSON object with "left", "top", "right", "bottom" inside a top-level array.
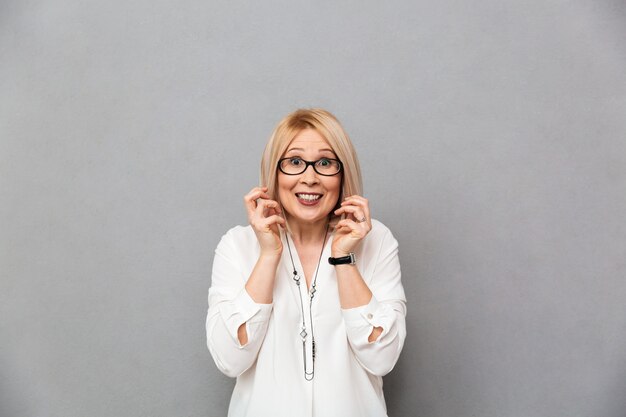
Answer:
[{"left": 297, "top": 193, "right": 321, "bottom": 201}]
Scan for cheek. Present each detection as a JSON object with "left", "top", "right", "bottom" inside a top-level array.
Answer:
[
  {"left": 277, "top": 175, "right": 296, "bottom": 200},
  {"left": 325, "top": 178, "right": 342, "bottom": 198},
  {"left": 329, "top": 177, "right": 343, "bottom": 208}
]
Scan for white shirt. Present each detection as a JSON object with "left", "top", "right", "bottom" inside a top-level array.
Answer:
[{"left": 206, "top": 219, "right": 407, "bottom": 417}]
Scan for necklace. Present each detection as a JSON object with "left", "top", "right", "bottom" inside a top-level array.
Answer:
[{"left": 284, "top": 222, "right": 330, "bottom": 381}]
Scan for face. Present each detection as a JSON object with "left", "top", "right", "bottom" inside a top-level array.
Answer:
[{"left": 277, "top": 129, "right": 342, "bottom": 226}]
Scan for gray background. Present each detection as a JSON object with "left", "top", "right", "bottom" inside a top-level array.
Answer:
[{"left": 1, "top": 1, "right": 625, "bottom": 416}]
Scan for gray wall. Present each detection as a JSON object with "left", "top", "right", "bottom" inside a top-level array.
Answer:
[{"left": 1, "top": 1, "right": 625, "bottom": 416}]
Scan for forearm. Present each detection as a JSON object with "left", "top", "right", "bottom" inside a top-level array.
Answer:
[
  {"left": 332, "top": 220, "right": 407, "bottom": 375},
  {"left": 238, "top": 253, "right": 280, "bottom": 344},
  {"left": 245, "top": 253, "right": 281, "bottom": 303},
  {"left": 333, "top": 262, "right": 382, "bottom": 341},
  {"left": 333, "top": 263, "right": 372, "bottom": 308}
]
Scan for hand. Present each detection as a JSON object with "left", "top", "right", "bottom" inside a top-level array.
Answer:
[
  {"left": 244, "top": 186, "right": 285, "bottom": 257},
  {"left": 331, "top": 195, "right": 372, "bottom": 257}
]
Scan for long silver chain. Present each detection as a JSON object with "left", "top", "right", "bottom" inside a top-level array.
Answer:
[{"left": 284, "top": 222, "right": 329, "bottom": 381}]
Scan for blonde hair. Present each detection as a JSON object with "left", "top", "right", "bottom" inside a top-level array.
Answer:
[{"left": 260, "top": 108, "right": 363, "bottom": 213}]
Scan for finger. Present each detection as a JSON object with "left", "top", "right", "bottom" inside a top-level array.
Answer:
[
  {"left": 255, "top": 215, "right": 286, "bottom": 232},
  {"left": 341, "top": 195, "right": 369, "bottom": 205},
  {"left": 255, "top": 199, "right": 281, "bottom": 218},
  {"left": 245, "top": 189, "right": 271, "bottom": 203},
  {"left": 335, "top": 218, "right": 366, "bottom": 237},
  {"left": 334, "top": 206, "right": 366, "bottom": 223},
  {"left": 255, "top": 198, "right": 281, "bottom": 211},
  {"left": 244, "top": 189, "right": 271, "bottom": 215},
  {"left": 266, "top": 202, "right": 283, "bottom": 218},
  {"left": 341, "top": 195, "right": 368, "bottom": 210},
  {"left": 264, "top": 215, "right": 286, "bottom": 227},
  {"left": 244, "top": 186, "right": 268, "bottom": 198},
  {"left": 340, "top": 196, "right": 370, "bottom": 224},
  {"left": 343, "top": 194, "right": 367, "bottom": 202}
]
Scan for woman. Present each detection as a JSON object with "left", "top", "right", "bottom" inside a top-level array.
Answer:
[{"left": 206, "top": 108, "right": 406, "bottom": 417}]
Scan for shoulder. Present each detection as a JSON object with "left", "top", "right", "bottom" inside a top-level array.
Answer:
[
  {"left": 222, "top": 224, "right": 255, "bottom": 240},
  {"left": 357, "top": 219, "right": 397, "bottom": 261},
  {"left": 367, "top": 218, "right": 395, "bottom": 244},
  {"left": 216, "top": 224, "right": 258, "bottom": 252},
  {"left": 356, "top": 219, "right": 400, "bottom": 279}
]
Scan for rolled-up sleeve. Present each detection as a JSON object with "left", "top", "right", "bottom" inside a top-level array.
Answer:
[
  {"left": 341, "top": 226, "right": 407, "bottom": 376},
  {"left": 206, "top": 230, "right": 272, "bottom": 378}
]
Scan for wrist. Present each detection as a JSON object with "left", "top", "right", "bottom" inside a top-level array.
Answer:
[
  {"left": 329, "top": 252, "right": 356, "bottom": 266},
  {"left": 259, "top": 251, "right": 282, "bottom": 263}
]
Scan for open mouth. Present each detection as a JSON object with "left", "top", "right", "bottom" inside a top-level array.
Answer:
[{"left": 296, "top": 193, "right": 322, "bottom": 205}]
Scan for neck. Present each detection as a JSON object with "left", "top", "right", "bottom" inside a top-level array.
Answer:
[{"left": 285, "top": 215, "right": 329, "bottom": 245}]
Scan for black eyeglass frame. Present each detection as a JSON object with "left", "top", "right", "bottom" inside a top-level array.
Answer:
[{"left": 277, "top": 157, "right": 343, "bottom": 176}]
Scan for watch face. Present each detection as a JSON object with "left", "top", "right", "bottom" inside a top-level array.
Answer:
[{"left": 348, "top": 253, "right": 355, "bottom": 264}]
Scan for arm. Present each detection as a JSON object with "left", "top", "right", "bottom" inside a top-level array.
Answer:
[
  {"left": 206, "top": 231, "right": 275, "bottom": 378},
  {"left": 333, "top": 262, "right": 381, "bottom": 341},
  {"left": 206, "top": 187, "right": 285, "bottom": 377},
  {"left": 332, "top": 197, "right": 407, "bottom": 376},
  {"left": 238, "top": 252, "right": 281, "bottom": 344},
  {"left": 340, "top": 228, "right": 406, "bottom": 376}
]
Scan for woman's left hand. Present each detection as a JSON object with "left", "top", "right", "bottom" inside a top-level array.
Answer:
[{"left": 332, "top": 195, "right": 372, "bottom": 257}]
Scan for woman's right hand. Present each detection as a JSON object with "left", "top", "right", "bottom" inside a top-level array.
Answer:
[{"left": 244, "top": 186, "right": 285, "bottom": 257}]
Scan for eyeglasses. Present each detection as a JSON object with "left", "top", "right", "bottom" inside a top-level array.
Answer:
[{"left": 278, "top": 157, "right": 343, "bottom": 176}]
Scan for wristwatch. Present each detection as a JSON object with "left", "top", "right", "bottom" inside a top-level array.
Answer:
[{"left": 328, "top": 253, "right": 356, "bottom": 266}]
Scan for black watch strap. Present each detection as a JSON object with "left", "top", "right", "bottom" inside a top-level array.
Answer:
[{"left": 328, "top": 253, "right": 356, "bottom": 265}]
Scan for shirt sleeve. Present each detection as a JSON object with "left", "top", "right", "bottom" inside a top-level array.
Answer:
[
  {"left": 341, "top": 227, "right": 407, "bottom": 377},
  {"left": 206, "top": 230, "right": 273, "bottom": 378}
]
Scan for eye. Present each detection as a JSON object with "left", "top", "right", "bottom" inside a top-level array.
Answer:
[
  {"left": 289, "top": 157, "right": 303, "bottom": 166},
  {"left": 317, "top": 158, "right": 331, "bottom": 167}
]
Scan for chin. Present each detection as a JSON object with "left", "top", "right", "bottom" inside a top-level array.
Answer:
[{"left": 291, "top": 210, "right": 329, "bottom": 223}]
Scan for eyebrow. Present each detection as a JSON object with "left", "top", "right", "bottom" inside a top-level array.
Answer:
[{"left": 285, "top": 148, "right": 336, "bottom": 154}]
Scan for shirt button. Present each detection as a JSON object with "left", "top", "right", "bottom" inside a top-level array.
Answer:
[{"left": 367, "top": 313, "right": 373, "bottom": 319}]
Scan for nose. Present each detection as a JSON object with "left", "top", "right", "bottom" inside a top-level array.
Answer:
[{"left": 299, "top": 164, "right": 320, "bottom": 185}]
